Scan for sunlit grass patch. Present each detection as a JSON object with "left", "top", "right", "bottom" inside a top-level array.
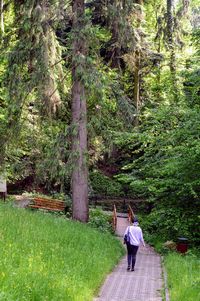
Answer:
[
  {"left": 165, "top": 252, "right": 200, "bottom": 301},
  {"left": 0, "top": 203, "right": 124, "bottom": 300}
]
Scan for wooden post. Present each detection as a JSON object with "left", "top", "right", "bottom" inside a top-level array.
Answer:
[
  {"left": 128, "top": 205, "right": 134, "bottom": 223},
  {"left": 112, "top": 204, "right": 117, "bottom": 232},
  {"left": 0, "top": 177, "right": 7, "bottom": 201}
]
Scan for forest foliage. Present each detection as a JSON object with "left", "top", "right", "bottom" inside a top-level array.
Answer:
[{"left": 0, "top": 1, "right": 199, "bottom": 243}]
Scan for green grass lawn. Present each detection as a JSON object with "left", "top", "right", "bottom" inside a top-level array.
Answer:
[
  {"left": 165, "top": 252, "right": 200, "bottom": 301},
  {"left": 0, "top": 203, "right": 124, "bottom": 301}
]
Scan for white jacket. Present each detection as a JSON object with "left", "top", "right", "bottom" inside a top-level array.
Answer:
[{"left": 124, "top": 224, "right": 145, "bottom": 247}]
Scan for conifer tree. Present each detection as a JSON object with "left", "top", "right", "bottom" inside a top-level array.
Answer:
[
  {"left": 71, "top": 0, "right": 89, "bottom": 222},
  {"left": 0, "top": 0, "right": 4, "bottom": 35}
]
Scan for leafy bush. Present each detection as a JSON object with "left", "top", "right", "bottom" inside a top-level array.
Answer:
[
  {"left": 88, "top": 208, "right": 114, "bottom": 234},
  {"left": 139, "top": 207, "right": 200, "bottom": 249},
  {"left": 116, "top": 102, "right": 200, "bottom": 246},
  {"left": 90, "top": 170, "right": 124, "bottom": 197}
]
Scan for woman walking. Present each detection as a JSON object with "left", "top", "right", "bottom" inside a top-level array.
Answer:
[{"left": 124, "top": 216, "right": 145, "bottom": 271}]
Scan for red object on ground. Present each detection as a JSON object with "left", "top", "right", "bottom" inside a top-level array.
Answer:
[{"left": 176, "top": 243, "right": 188, "bottom": 253}]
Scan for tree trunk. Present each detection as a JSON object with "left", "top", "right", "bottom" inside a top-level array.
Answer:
[
  {"left": 109, "top": 0, "right": 122, "bottom": 69},
  {"left": 167, "top": 0, "right": 175, "bottom": 73},
  {"left": 134, "top": 49, "right": 140, "bottom": 126},
  {"left": 156, "top": 27, "right": 162, "bottom": 101},
  {"left": 0, "top": 0, "right": 4, "bottom": 35},
  {"left": 71, "top": 0, "right": 89, "bottom": 223},
  {"left": 167, "top": 0, "right": 178, "bottom": 99},
  {"left": 134, "top": 0, "right": 143, "bottom": 125}
]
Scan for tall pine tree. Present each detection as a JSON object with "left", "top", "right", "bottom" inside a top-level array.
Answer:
[{"left": 71, "top": 0, "right": 89, "bottom": 222}]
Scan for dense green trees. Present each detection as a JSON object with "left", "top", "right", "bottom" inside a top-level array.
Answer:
[
  {"left": 116, "top": 12, "right": 200, "bottom": 244},
  {"left": 0, "top": 0, "right": 199, "bottom": 232}
]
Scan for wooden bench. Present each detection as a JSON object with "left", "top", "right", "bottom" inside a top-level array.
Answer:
[{"left": 28, "top": 197, "right": 66, "bottom": 213}]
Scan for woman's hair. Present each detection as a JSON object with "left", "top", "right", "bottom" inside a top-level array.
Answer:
[{"left": 132, "top": 216, "right": 138, "bottom": 223}]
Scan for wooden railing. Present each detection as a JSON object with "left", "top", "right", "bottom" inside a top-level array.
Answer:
[
  {"left": 112, "top": 204, "right": 135, "bottom": 232},
  {"left": 128, "top": 204, "right": 135, "bottom": 223},
  {"left": 112, "top": 204, "right": 117, "bottom": 231}
]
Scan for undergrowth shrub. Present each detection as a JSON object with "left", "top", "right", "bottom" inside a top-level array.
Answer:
[
  {"left": 139, "top": 206, "right": 200, "bottom": 250},
  {"left": 90, "top": 170, "right": 124, "bottom": 197},
  {"left": 88, "top": 208, "right": 114, "bottom": 234}
]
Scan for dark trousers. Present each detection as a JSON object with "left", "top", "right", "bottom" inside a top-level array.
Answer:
[{"left": 127, "top": 244, "right": 139, "bottom": 269}]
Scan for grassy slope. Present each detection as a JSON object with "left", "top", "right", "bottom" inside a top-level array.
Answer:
[
  {"left": 165, "top": 252, "right": 200, "bottom": 301},
  {"left": 0, "top": 204, "right": 124, "bottom": 301}
]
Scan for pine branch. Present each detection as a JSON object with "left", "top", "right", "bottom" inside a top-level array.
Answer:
[
  {"left": 48, "top": 74, "right": 67, "bottom": 99},
  {"left": 50, "top": 54, "right": 70, "bottom": 68}
]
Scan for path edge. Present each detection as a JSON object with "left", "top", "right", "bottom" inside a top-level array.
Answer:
[{"left": 161, "top": 256, "right": 170, "bottom": 301}]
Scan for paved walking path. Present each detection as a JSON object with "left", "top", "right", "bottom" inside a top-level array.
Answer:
[{"left": 94, "top": 215, "right": 163, "bottom": 301}]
